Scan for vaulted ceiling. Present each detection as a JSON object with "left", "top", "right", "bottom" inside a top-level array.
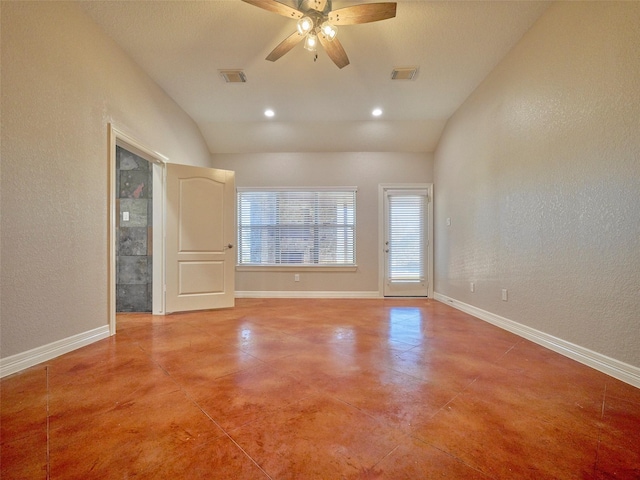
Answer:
[{"left": 80, "top": 0, "right": 550, "bottom": 154}]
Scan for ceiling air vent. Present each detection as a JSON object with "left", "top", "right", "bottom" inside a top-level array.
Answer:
[
  {"left": 219, "top": 70, "right": 247, "bottom": 83},
  {"left": 391, "top": 67, "right": 418, "bottom": 81}
]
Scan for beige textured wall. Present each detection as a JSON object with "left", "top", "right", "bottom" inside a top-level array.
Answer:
[
  {"left": 1, "top": 2, "right": 212, "bottom": 358},
  {"left": 434, "top": 2, "right": 640, "bottom": 367},
  {"left": 213, "top": 152, "right": 433, "bottom": 293}
]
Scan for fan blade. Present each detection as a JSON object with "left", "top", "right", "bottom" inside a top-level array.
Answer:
[
  {"left": 241, "top": 0, "right": 303, "bottom": 20},
  {"left": 266, "top": 31, "right": 305, "bottom": 62},
  {"left": 328, "top": 3, "right": 397, "bottom": 25},
  {"left": 318, "top": 34, "right": 350, "bottom": 69},
  {"left": 308, "top": 0, "right": 328, "bottom": 12}
]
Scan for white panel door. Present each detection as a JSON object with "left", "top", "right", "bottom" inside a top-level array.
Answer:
[
  {"left": 165, "top": 164, "right": 235, "bottom": 312},
  {"left": 383, "top": 189, "right": 429, "bottom": 297}
]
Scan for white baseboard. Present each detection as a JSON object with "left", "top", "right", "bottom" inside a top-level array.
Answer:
[
  {"left": 434, "top": 293, "right": 640, "bottom": 388},
  {"left": 235, "top": 291, "right": 381, "bottom": 299},
  {"left": 0, "top": 325, "right": 111, "bottom": 378}
]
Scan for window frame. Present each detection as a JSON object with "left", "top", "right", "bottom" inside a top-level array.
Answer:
[{"left": 236, "top": 187, "right": 358, "bottom": 272}]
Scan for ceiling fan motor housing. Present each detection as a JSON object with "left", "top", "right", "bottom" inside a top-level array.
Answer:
[{"left": 299, "top": 0, "right": 332, "bottom": 16}]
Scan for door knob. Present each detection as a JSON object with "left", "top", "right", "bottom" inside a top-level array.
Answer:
[{"left": 227, "top": 244, "right": 234, "bottom": 249}]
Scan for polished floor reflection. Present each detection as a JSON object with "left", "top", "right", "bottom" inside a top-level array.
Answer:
[{"left": 2, "top": 298, "right": 639, "bottom": 479}]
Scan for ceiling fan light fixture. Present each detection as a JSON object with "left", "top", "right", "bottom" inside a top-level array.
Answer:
[
  {"left": 320, "top": 21, "right": 337, "bottom": 41},
  {"left": 304, "top": 32, "right": 318, "bottom": 52},
  {"left": 297, "top": 16, "right": 314, "bottom": 35}
]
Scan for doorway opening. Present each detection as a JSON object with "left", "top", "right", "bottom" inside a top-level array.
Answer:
[
  {"left": 108, "top": 124, "right": 237, "bottom": 334},
  {"left": 108, "top": 124, "right": 166, "bottom": 335},
  {"left": 115, "top": 146, "right": 153, "bottom": 312}
]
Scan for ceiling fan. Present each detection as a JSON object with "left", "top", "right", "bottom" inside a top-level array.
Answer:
[{"left": 241, "top": 0, "right": 397, "bottom": 69}]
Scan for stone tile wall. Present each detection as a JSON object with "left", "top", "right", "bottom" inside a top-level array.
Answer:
[{"left": 116, "top": 147, "right": 152, "bottom": 312}]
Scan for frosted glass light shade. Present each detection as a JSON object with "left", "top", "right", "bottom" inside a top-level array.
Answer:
[
  {"left": 321, "top": 22, "right": 337, "bottom": 41},
  {"left": 297, "top": 17, "right": 314, "bottom": 35},
  {"left": 304, "top": 33, "right": 318, "bottom": 52}
]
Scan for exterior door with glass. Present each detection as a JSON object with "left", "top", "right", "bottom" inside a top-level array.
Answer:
[{"left": 383, "top": 188, "right": 429, "bottom": 297}]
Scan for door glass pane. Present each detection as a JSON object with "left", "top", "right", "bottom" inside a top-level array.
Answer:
[{"left": 388, "top": 194, "right": 425, "bottom": 282}]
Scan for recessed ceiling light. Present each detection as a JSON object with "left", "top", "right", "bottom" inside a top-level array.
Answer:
[
  {"left": 372, "top": 108, "right": 383, "bottom": 117},
  {"left": 264, "top": 109, "right": 275, "bottom": 118}
]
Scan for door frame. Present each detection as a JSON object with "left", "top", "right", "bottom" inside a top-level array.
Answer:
[
  {"left": 377, "top": 183, "right": 434, "bottom": 298},
  {"left": 108, "top": 124, "right": 167, "bottom": 335}
]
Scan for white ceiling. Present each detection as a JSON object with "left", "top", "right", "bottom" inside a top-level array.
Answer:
[{"left": 80, "top": 0, "right": 550, "bottom": 154}]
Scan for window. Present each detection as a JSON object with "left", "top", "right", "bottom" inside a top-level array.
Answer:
[{"left": 237, "top": 188, "right": 356, "bottom": 267}]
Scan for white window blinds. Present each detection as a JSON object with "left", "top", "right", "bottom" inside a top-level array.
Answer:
[
  {"left": 237, "top": 188, "right": 356, "bottom": 266},
  {"left": 387, "top": 192, "right": 426, "bottom": 282}
]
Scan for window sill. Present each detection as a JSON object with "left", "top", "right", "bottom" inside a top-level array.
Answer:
[{"left": 236, "top": 265, "right": 358, "bottom": 273}]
